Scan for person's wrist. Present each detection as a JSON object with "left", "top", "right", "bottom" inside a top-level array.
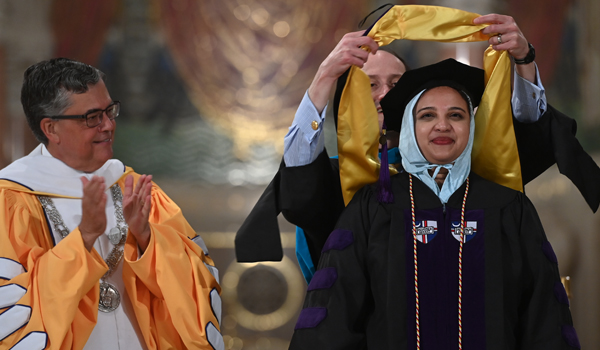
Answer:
[
  {"left": 514, "top": 43, "right": 535, "bottom": 65},
  {"left": 308, "top": 73, "right": 336, "bottom": 113},
  {"left": 131, "top": 227, "right": 151, "bottom": 253},
  {"left": 79, "top": 226, "right": 99, "bottom": 251}
]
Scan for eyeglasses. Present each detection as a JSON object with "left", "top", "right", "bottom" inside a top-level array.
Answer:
[{"left": 45, "top": 101, "right": 121, "bottom": 128}]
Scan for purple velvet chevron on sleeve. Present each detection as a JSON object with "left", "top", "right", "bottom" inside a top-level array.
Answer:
[
  {"left": 307, "top": 267, "right": 338, "bottom": 291},
  {"left": 554, "top": 282, "right": 570, "bottom": 306},
  {"left": 561, "top": 325, "right": 581, "bottom": 349},
  {"left": 295, "top": 307, "right": 327, "bottom": 330},
  {"left": 322, "top": 229, "right": 353, "bottom": 253}
]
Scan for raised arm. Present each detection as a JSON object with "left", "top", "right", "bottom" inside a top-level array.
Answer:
[
  {"left": 475, "top": 13, "right": 547, "bottom": 124},
  {"left": 475, "top": 14, "right": 536, "bottom": 82},
  {"left": 284, "top": 32, "right": 379, "bottom": 167}
]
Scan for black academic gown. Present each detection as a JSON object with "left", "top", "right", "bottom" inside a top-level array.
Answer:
[
  {"left": 234, "top": 104, "right": 600, "bottom": 265},
  {"left": 288, "top": 171, "right": 580, "bottom": 350}
]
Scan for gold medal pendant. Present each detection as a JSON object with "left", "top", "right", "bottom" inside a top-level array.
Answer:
[{"left": 99, "top": 281, "right": 121, "bottom": 312}]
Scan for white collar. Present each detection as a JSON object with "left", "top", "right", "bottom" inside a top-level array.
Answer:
[{"left": 0, "top": 144, "right": 125, "bottom": 197}]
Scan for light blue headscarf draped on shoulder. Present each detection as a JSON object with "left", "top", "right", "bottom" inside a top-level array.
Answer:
[{"left": 399, "top": 89, "right": 475, "bottom": 204}]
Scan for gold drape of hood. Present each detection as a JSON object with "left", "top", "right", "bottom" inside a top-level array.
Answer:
[{"left": 338, "top": 5, "right": 521, "bottom": 205}]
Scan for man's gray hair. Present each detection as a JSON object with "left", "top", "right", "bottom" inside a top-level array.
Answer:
[{"left": 20, "top": 58, "right": 106, "bottom": 144}]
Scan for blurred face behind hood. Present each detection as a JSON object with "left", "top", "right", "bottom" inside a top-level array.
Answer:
[{"left": 362, "top": 50, "right": 406, "bottom": 131}]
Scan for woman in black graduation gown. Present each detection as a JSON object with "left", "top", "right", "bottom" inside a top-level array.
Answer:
[{"left": 289, "top": 59, "right": 580, "bottom": 350}]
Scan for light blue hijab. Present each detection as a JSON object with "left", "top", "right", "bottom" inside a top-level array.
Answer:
[{"left": 399, "top": 88, "right": 475, "bottom": 204}]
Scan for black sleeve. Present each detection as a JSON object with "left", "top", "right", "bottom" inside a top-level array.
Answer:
[
  {"left": 235, "top": 148, "right": 346, "bottom": 264},
  {"left": 289, "top": 187, "right": 374, "bottom": 350},
  {"left": 235, "top": 161, "right": 284, "bottom": 262},
  {"left": 514, "top": 104, "right": 600, "bottom": 212},
  {"left": 513, "top": 107, "right": 563, "bottom": 185},
  {"left": 280, "top": 149, "right": 345, "bottom": 265},
  {"left": 513, "top": 194, "right": 580, "bottom": 349}
]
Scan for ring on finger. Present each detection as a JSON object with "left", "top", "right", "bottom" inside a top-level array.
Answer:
[{"left": 497, "top": 34, "right": 502, "bottom": 44}]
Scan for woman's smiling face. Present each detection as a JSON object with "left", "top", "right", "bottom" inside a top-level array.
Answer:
[{"left": 414, "top": 86, "right": 470, "bottom": 165}]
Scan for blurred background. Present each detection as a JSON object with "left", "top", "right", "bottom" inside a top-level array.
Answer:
[{"left": 0, "top": 0, "right": 598, "bottom": 348}]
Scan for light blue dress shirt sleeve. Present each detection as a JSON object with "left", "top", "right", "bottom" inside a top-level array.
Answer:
[
  {"left": 283, "top": 91, "right": 327, "bottom": 167},
  {"left": 512, "top": 62, "right": 547, "bottom": 123}
]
